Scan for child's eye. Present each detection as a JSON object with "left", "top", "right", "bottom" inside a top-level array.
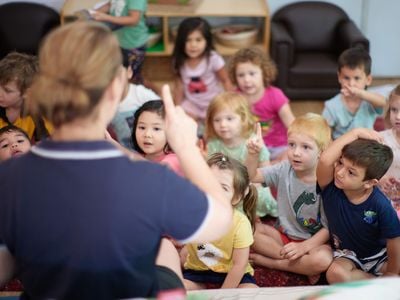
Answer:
[
  {"left": 348, "top": 170, "right": 354, "bottom": 176},
  {"left": 17, "top": 139, "right": 26, "bottom": 143},
  {"left": 0, "top": 143, "right": 9, "bottom": 149},
  {"left": 288, "top": 142, "right": 295, "bottom": 148},
  {"left": 138, "top": 126, "right": 146, "bottom": 130},
  {"left": 154, "top": 127, "right": 162, "bottom": 131}
]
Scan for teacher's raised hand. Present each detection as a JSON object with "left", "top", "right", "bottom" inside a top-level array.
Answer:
[{"left": 161, "top": 84, "right": 198, "bottom": 154}]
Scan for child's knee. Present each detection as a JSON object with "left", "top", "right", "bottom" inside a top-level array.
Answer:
[{"left": 326, "top": 261, "right": 349, "bottom": 284}]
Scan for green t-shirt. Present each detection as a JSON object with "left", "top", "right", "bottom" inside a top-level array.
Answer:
[{"left": 111, "top": 0, "right": 149, "bottom": 49}]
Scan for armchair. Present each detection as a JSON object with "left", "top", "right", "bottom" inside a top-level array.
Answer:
[
  {"left": 270, "top": 1, "right": 369, "bottom": 100},
  {"left": 0, "top": 2, "right": 60, "bottom": 59}
]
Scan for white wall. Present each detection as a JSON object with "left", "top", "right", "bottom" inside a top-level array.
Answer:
[{"left": 268, "top": 0, "right": 400, "bottom": 77}]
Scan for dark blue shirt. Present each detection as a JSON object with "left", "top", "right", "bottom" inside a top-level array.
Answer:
[
  {"left": 0, "top": 140, "right": 209, "bottom": 299},
  {"left": 320, "top": 182, "right": 400, "bottom": 258}
]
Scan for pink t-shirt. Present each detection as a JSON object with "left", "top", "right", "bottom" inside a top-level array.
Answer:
[
  {"left": 251, "top": 86, "right": 289, "bottom": 148},
  {"left": 153, "top": 153, "right": 184, "bottom": 177},
  {"left": 180, "top": 51, "right": 225, "bottom": 119}
]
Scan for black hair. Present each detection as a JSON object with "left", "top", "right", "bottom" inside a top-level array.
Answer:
[
  {"left": 0, "top": 124, "right": 30, "bottom": 142},
  {"left": 131, "top": 100, "right": 171, "bottom": 155},
  {"left": 172, "top": 17, "right": 214, "bottom": 75},
  {"left": 338, "top": 47, "right": 371, "bottom": 75},
  {"left": 342, "top": 138, "right": 393, "bottom": 180}
]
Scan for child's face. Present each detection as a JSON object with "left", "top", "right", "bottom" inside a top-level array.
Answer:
[
  {"left": 235, "top": 62, "right": 264, "bottom": 96},
  {"left": 135, "top": 111, "right": 167, "bottom": 159},
  {"left": 212, "top": 108, "right": 243, "bottom": 143},
  {"left": 287, "top": 132, "right": 320, "bottom": 173},
  {"left": 389, "top": 96, "right": 400, "bottom": 130},
  {"left": 0, "top": 130, "right": 31, "bottom": 161},
  {"left": 338, "top": 66, "right": 372, "bottom": 91},
  {"left": 210, "top": 165, "right": 235, "bottom": 205},
  {"left": 0, "top": 81, "right": 23, "bottom": 108},
  {"left": 185, "top": 29, "right": 207, "bottom": 59},
  {"left": 334, "top": 156, "right": 368, "bottom": 191}
]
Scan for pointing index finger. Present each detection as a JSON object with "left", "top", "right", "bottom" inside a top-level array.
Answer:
[{"left": 161, "top": 84, "right": 175, "bottom": 117}]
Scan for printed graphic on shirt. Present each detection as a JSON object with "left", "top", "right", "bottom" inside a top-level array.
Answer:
[
  {"left": 188, "top": 77, "right": 207, "bottom": 94},
  {"left": 293, "top": 191, "right": 321, "bottom": 235},
  {"left": 197, "top": 244, "right": 223, "bottom": 267},
  {"left": 363, "top": 210, "right": 377, "bottom": 224}
]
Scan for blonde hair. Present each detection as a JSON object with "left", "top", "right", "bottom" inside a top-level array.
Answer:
[
  {"left": 205, "top": 92, "right": 254, "bottom": 140},
  {"left": 228, "top": 46, "right": 277, "bottom": 88},
  {"left": 287, "top": 113, "right": 331, "bottom": 152},
  {"left": 28, "top": 22, "right": 122, "bottom": 128},
  {"left": 384, "top": 84, "right": 400, "bottom": 128}
]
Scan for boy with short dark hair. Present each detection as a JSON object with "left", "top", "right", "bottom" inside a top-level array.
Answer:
[
  {"left": 322, "top": 47, "right": 386, "bottom": 139},
  {"left": 317, "top": 128, "right": 400, "bottom": 283}
]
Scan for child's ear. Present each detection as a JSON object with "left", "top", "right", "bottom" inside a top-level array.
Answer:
[
  {"left": 364, "top": 178, "right": 379, "bottom": 189},
  {"left": 231, "top": 196, "right": 241, "bottom": 207},
  {"left": 366, "top": 74, "right": 372, "bottom": 87}
]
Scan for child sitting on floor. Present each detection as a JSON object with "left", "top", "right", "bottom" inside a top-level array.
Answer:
[
  {"left": 0, "top": 52, "right": 52, "bottom": 141},
  {"left": 183, "top": 153, "right": 258, "bottom": 289},
  {"left": 228, "top": 46, "right": 295, "bottom": 161},
  {"left": 110, "top": 62, "right": 159, "bottom": 148},
  {"left": 205, "top": 91, "right": 277, "bottom": 218},
  {"left": 246, "top": 113, "right": 333, "bottom": 280},
  {"left": 0, "top": 125, "right": 31, "bottom": 161},
  {"left": 322, "top": 47, "right": 386, "bottom": 139},
  {"left": 131, "top": 100, "right": 183, "bottom": 176},
  {"left": 317, "top": 128, "right": 400, "bottom": 283}
]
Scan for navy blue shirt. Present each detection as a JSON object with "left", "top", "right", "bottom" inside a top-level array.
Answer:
[
  {"left": 320, "top": 182, "right": 400, "bottom": 258},
  {"left": 0, "top": 140, "right": 210, "bottom": 299}
]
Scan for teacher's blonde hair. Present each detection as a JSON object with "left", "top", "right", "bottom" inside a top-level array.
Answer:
[{"left": 28, "top": 22, "right": 122, "bottom": 128}]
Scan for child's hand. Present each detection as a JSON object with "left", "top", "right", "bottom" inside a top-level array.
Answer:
[
  {"left": 341, "top": 83, "right": 364, "bottom": 99},
  {"left": 246, "top": 123, "right": 263, "bottom": 155},
  {"left": 280, "top": 242, "right": 307, "bottom": 261},
  {"left": 352, "top": 128, "right": 383, "bottom": 143},
  {"left": 91, "top": 11, "right": 110, "bottom": 22}
]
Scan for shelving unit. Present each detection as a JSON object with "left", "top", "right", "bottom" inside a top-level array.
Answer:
[
  {"left": 61, "top": 0, "right": 270, "bottom": 57},
  {"left": 147, "top": 0, "right": 270, "bottom": 57}
]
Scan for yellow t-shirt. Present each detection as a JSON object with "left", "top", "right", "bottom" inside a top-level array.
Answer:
[
  {"left": 184, "top": 209, "right": 254, "bottom": 275},
  {"left": 0, "top": 116, "right": 53, "bottom": 140}
]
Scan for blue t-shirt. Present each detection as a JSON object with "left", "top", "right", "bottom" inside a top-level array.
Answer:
[
  {"left": 0, "top": 140, "right": 209, "bottom": 299},
  {"left": 320, "top": 182, "right": 400, "bottom": 259}
]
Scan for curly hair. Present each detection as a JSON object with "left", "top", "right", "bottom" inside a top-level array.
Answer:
[{"left": 227, "top": 46, "right": 277, "bottom": 88}]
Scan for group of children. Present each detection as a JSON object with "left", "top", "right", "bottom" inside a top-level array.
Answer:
[{"left": 1, "top": 14, "right": 400, "bottom": 291}]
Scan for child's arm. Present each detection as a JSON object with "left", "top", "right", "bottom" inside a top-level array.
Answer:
[
  {"left": 216, "top": 67, "right": 234, "bottom": 91},
  {"left": 221, "top": 247, "right": 250, "bottom": 288},
  {"left": 94, "top": 2, "right": 111, "bottom": 13},
  {"left": 383, "top": 237, "right": 400, "bottom": 276},
  {"left": 281, "top": 228, "right": 330, "bottom": 260},
  {"left": 92, "top": 8, "right": 141, "bottom": 26},
  {"left": 173, "top": 78, "right": 184, "bottom": 105},
  {"left": 0, "top": 246, "right": 15, "bottom": 287},
  {"left": 246, "top": 123, "right": 266, "bottom": 183},
  {"left": 342, "top": 84, "right": 386, "bottom": 109},
  {"left": 278, "top": 103, "right": 295, "bottom": 128},
  {"left": 317, "top": 128, "right": 382, "bottom": 190}
]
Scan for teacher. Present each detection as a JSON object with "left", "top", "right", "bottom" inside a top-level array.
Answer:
[{"left": 0, "top": 22, "right": 232, "bottom": 299}]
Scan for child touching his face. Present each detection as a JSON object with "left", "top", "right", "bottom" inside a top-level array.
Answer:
[{"left": 322, "top": 47, "right": 385, "bottom": 139}]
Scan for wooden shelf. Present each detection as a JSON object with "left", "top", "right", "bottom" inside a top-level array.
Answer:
[
  {"left": 60, "top": 0, "right": 270, "bottom": 56},
  {"left": 149, "top": 0, "right": 270, "bottom": 56}
]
